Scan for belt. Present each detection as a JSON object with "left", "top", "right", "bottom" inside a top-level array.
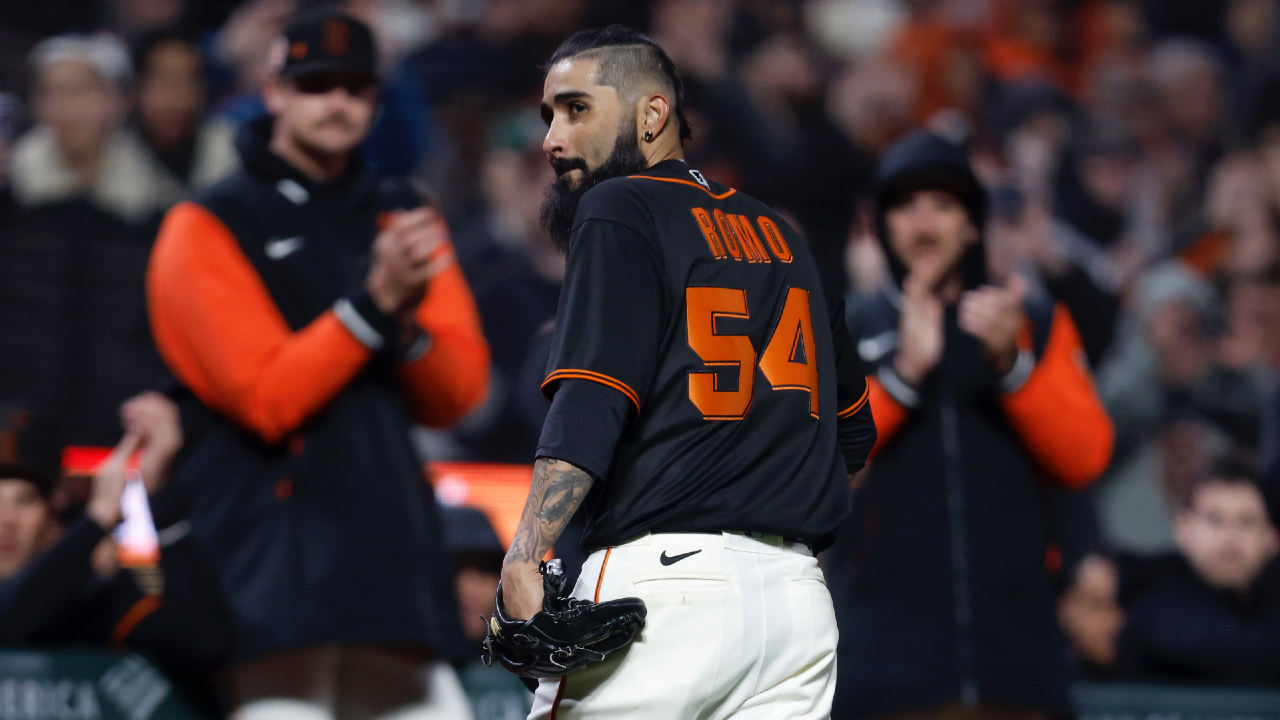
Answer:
[{"left": 657, "top": 530, "right": 813, "bottom": 553}]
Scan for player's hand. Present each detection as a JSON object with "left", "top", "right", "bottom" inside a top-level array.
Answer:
[
  {"left": 86, "top": 433, "right": 141, "bottom": 532},
  {"left": 366, "top": 207, "right": 455, "bottom": 315},
  {"left": 121, "top": 392, "right": 183, "bottom": 495},
  {"left": 894, "top": 257, "right": 946, "bottom": 388},
  {"left": 958, "top": 274, "right": 1027, "bottom": 376},
  {"left": 500, "top": 561, "right": 546, "bottom": 621}
]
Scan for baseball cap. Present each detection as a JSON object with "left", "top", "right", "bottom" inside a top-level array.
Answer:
[
  {"left": 0, "top": 405, "right": 64, "bottom": 499},
  {"left": 278, "top": 8, "right": 377, "bottom": 80}
]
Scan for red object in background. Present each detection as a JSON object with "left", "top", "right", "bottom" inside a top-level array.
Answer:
[
  {"left": 63, "top": 446, "right": 139, "bottom": 474},
  {"left": 63, "top": 448, "right": 535, "bottom": 550},
  {"left": 427, "top": 462, "right": 534, "bottom": 548}
]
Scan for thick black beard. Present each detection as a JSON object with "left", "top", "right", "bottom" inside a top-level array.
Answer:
[{"left": 541, "top": 128, "right": 649, "bottom": 252}]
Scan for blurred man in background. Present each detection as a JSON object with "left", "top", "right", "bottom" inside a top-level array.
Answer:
[
  {"left": 10, "top": 34, "right": 194, "bottom": 225},
  {"left": 1117, "top": 455, "right": 1280, "bottom": 686},
  {"left": 0, "top": 34, "right": 169, "bottom": 446},
  {"left": 147, "top": 9, "right": 488, "bottom": 719},
  {"left": 1058, "top": 553, "right": 1125, "bottom": 681},
  {"left": 131, "top": 30, "right": 238, "bottom": 197},
  {"left": 830, "top": 131, "right": 1114, "bottom": 720},
  {"left": 0, "top": 394, "right": 232, "bottom": 717},
  {"left": 441, "top": 505, "right": 529, "bottom": 720}
]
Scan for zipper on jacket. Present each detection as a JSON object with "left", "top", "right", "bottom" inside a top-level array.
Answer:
[{"left": 940, "top": 382, "right": 979, "bottom": 706}]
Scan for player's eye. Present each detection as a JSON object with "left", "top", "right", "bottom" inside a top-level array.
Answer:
[{"left": 568, "top": 102, "right": 587, "bottom": 117}]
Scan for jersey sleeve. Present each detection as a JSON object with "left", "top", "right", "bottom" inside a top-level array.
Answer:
[
  {"left": 830, "top": 296, "right": 875, "bottom": 473},
  {"left": 147, "top": 202, "right": 373, "bottom": 444},
  {"left": 537, "top": 215, "right": 666, "bottom": 479}
]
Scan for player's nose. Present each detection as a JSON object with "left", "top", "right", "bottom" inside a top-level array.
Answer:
[{"left": 543, "top": 124, "right": 567, "bottom": 157}]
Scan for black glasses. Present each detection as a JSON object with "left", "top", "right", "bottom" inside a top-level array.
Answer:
[{"left": 292, "top": 72, "right": 376, "bottom": 97}]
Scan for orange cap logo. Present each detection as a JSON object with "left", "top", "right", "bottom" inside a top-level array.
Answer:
[{"left": 323, "top": 19, "right": 350, "bottom": 57}]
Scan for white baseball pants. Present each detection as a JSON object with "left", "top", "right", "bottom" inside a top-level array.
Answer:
[{"left": 528, "top": 531, "right": 837, "bottom": 720}]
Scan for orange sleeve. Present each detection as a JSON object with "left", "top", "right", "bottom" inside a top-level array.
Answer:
[
  {"left": 395, "top": 263, "right": 491, "bottom": 428},
  {"left": 866, "top": 375, "right": 910, "bottom": 458},
  {"left": 999, "top": 305, "right": 1114, "bottom": 489},
  {"left": 147, "top": 202, "right": 372, "bottom": 444}
]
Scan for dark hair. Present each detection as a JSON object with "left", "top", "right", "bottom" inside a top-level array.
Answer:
[
  {"left": 130, "top": 29, "right": 201, "bottom": 80},
  {"left": 547, "top": 25, "right": 692, "bottom": 142},
  {"left": 1184, "top": 452, "right": 1263, "bottom": 509}
]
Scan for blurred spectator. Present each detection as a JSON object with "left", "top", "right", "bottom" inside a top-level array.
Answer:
[
  {"left": 1116, "top": 454, "right": 1280, "bottom": 686},
  {"left": 109, "top": 0, "right": 188, "bottom": 40},
  {"left": 10, "top": 34, "right": 188, "bottom": 225},
  {"left": 1058, "top": 553, "right": 1125, "bottom": 681},
  {"left": 441, "top": 505, "right": 530, "bottom": 720},
  {"left": 146, "top": 11, "right": 488, "bottom": 718},
  {"left": 1253, "top": 265, "right": 1280, "bottom": 548},
  {"left": 216, "top": 0, "right": 440, "bottom": 177},
  {"left": 131, "top": 31, "right": 238, "bottom": 194},
  {"left": 1145, "top": 39, "right": 1225, "bottom": 232},
  {"left": 447, "top": 108, "right": 563, "bottom": 462},
  {"left": 0, "top": 38, "right": 167, "bottom": 445},
  {"left": 1095, "top": 262, "right": 1269, "bottom": 553},
  {"left": 0, "top": 394, "right": 233, "bottom": 718},
  {"left": 829, "top": 131, "right": 1114, "bottom": 719}
]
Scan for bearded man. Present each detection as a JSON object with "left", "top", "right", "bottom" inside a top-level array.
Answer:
[
  {"left": 147, "top": 9, "right": 489, "bottom": 719},
  {"left": 494, "top": 25, "right": 876, "bottom": 720}
]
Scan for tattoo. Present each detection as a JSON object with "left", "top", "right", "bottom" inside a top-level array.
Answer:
[{"left": 505, "top": 458, "right": 594, "bottom": 566}]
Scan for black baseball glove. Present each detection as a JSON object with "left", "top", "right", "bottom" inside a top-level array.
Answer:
[{"left": 482, "top": 559, "right": 647, "bottom": 678}]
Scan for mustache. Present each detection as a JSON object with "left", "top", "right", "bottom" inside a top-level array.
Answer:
[
  {"left": 315, "top": 115, "right": 355, "bottom": 129},
  {"left": 550, "top": 156, "right": 588, "bottom": 177}
]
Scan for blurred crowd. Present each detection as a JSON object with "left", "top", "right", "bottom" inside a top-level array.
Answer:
[{"left": 2, "top": 0, "right": 1280, "bottom": 718}]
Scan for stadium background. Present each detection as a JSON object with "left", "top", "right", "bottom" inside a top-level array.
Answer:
[{"left": 2, "top": 0, "right": 1280, "bottom": 718}]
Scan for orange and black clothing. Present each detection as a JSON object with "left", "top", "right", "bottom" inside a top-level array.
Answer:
[
  {"left": 537, "top": 160, "right": 875, "bottom": 553},
  {"left": 146, "top": 117, "right": 489, "bottom": 661},
  {"left": 828, "top": 132, "right": 1114, "bottom": 719}
]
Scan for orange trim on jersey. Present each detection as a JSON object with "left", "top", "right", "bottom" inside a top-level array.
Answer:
[
  {"left": 838, "top": 383, "right": 870, "bottom": 418},
  {"left": 111, "top": 595, "right": 164, "bottom": 645},
  {"left": 625, "top": 175, "right": 737, "bottom": 199},
  {"left": 594, "top": 547, "right": 613, "bottom": 602},
  {"left": 543, "top": 370, "right": 641, "bottom": 415}
]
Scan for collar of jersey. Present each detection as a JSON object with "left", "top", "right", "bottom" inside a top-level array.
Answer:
[{"left": 627, "top": 159, "right": 736, "bottom": 199}]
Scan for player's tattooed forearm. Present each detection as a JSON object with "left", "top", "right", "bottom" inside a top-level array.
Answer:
[{"left": 506, "top": 458, "right": 593, "bottom": 565}]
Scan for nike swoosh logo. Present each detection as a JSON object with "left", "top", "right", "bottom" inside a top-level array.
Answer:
[
  {"left": 659, "top": 550, "right": 702, "bottom": 566},
  {"left": 265, "top": 236, "right": 305, "bottom": 260}
]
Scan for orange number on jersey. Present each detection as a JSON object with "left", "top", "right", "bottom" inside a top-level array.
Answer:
[
  {"left": 759, "top": 288, "right": 820, "bottom": 417},
  {"left": 686, "top": 286, "right": 819, "bottom": 420},
  {"left": 686, "top": 287, "right": 755, "bottom": 420}
]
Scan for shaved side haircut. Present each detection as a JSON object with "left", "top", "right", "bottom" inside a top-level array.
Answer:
[{"left": 548, "top": 25, "right": 693, "bottom": 141}]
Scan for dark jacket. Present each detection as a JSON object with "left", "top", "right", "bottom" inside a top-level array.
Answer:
[
  {"left": 0, "top": 199, "right": 166, "bottom": 445},
  {"left": 146, "top": 118, "right": 490, "bottom": 662},
  {"left": 829, "top": 134, "right": 1114, "bottom": 718},
  {"left": 1116, "top": 554, "right": 1280, "bottom": 686}
]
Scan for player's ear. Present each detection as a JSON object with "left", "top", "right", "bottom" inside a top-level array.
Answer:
[{"left": 640, "top": 92, "right": 670, "bottom": 143}]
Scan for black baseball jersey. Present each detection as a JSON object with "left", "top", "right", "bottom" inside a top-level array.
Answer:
[{"left": 537, "top": 160, "right": 874, "bottom": 553}]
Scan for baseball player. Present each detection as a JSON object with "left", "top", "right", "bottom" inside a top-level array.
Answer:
[{"left": 493, "top": 26, "right": 877, "bottom": 720}]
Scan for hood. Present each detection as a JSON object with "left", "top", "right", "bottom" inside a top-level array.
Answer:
[
  {"left": 1053, "top": 147, "right": 1125, "bottom": 247},
  {"left": 874, "top": 131, "right": 989, "bottom": 290}
]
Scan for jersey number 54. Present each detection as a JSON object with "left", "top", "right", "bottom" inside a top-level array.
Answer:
[{"left": 686, "top": 286, "right": 819, "bottom": 421}]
